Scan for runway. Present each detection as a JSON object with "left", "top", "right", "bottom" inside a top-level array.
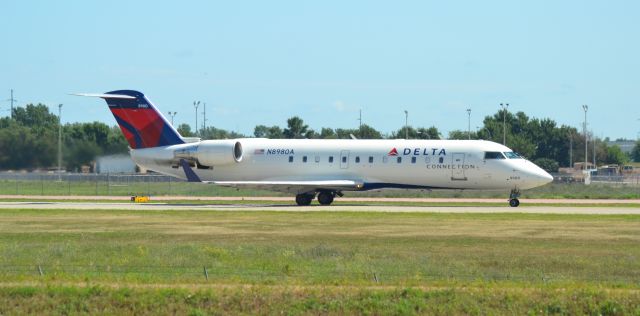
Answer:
[{"left": 1, "top": 201, "right": 639, "bottom": 214}]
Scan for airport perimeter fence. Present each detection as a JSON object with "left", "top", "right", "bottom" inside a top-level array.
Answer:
[
  {"left": 1, "top": 172, "right": 639, "bottom": 199},
  {"left": 0, "top": 172, "right": 275, "bottom": 197},
  {"left": 0, "top": 264, "right": 635, "bottom": 285}
]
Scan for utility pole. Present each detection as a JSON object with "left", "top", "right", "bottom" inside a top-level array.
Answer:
[
  {"left": 167, "top": 111, "right": 177, "bottom": 126},
  {"left": 404, "top": 110, "right": 408, "bottom": 139},
  {"left": 582, "top": 104, "right": 588, "bottom": 171},
  {"left": 193, "top": 101, "right": 200, "bottom": 135},
  {"left": 8, "top": 89, "right": 16, "bottom": 119},
  {"left": 466, "top": 108, "right": 471, "bottom": 140},
  {"left": 57, "top": 104, "right": 63, "bottom": 181},
  {"left": 500, "top": 103, "right": 509, "bottom": 145}
]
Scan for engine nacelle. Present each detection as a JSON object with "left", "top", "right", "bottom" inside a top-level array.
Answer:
[{"left": 174, "top": 140, "right": 243, "bottom": 166}]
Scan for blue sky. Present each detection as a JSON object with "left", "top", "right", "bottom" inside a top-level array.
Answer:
[{"left": 1, "top": 1, "right": 638, "bottom": 139}]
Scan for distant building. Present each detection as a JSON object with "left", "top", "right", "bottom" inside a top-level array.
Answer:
[{"left": 95, "top": 154, "right": 137, "bottom": 174}]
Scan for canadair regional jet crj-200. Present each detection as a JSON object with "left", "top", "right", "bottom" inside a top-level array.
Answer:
[{"left": 75, "top": 90, "right": 553, "bottom": 207}]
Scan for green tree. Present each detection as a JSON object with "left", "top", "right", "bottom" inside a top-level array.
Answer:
[
  {"left": 447, "top": 129, "right": 476, "bottom": 140},
  {"left": 104, "top": 126, "right": 129, "bottom": 154},
  {"left": 200, "top": 126, "right": 244, "bottom": 139},
  {"left": 283, "top": 116, "right": 309, "bottom": 139},
  {"left": 533, "top": 158, "right": 559, "bottom": 173},
  {"left": 605, "top": 145, "right": 628, "bottom": 165},
  {"left": 177, "top": 124, "right": 194, "bottom": 137},
  {"left": 359, "top": 124, "right": 383, "bottom": 139},
  {"left": 630, "top": 140, "right": 640, "bottom": 162},
  {"left": 319, "top": 127, "right": 336, "bottom": 139},
  {"left": 417, "top": 127, "right": 441, "bottom": 140},
  {"left": 12, "top": 103, "right": 58, "bottom": 130},
  {"left": 254, "top": 125, "right": 284, "bottom": 138},
  {"left": 393, "top": 126, "right": 441, "bottom": 139}
]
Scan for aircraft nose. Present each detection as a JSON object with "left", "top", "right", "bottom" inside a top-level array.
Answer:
[{"left": 528, "top": 164, "right": 554, "bottom": 187}]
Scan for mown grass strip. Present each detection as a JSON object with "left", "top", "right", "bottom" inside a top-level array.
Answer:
[{"left": 0, "top": 284, "right": 638, "bottom": 315}]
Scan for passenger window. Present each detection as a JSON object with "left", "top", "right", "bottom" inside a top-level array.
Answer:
[
  {"left": 411, "top": 157, "right": 416, "bottom": 164},
  {"left": 439, "top": 157, "right": 444, "bottom": 163},
  {"left": 302, "top": 156, "right": 307, "bottom": 163},
  {"left": 329, "top": 156, "right": 334, "bottom": 163},
  {"left": 383, "top": 156, "right": 388, "bottom": 163},
  {"left": 397, "top": 157, "right": 402, "bottom": 163},
  {"left": 484, "top": 152, "right": 505, "bottom": 159},
  {"left": 369, "top": 156, "right": 374, "bottom": 163},
  {"left": 355, "top": 156, "right": 360, "bottom": 163},
  {"left": 288, "top": 156, "right": 294, "bottom": 163},
  {"left": 315, "top": 155, "right": 320, "bottom": 163},
  {"left": 342, "top": 156, "right": 347, "bottom": 163},
  {"left": 425, "top": 157, "right": 430, "bottom": 163}
]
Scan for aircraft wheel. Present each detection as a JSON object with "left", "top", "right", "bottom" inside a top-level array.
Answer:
[
  {"left": 509, "top": 198, "right": 520, "bottom": 207},
  {"left": 295, "top": 193, "right": 314, "bottom": 206},
  {"left": 317, "top": 192, "right": 335, "bottom": 205}
]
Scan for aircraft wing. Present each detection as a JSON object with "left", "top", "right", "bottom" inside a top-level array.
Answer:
[
  {"left": 211, "top": 180, "right": 363, "bottom": 194},
  {"left": 179, "top": 159, "right": 362, "bottom": 194}
]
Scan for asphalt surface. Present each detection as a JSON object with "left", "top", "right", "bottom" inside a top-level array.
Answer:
[{"left": 1, "top": 201, "right": 639, "bottom": 214}]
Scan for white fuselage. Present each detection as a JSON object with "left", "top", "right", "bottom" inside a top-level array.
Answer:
[{"left": 129, "top": 138, "right": 553, "bottom": 192}]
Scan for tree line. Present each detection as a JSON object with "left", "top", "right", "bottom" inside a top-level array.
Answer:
[{"left": 0, "top": 103, "right": 637, "bottom": 171}]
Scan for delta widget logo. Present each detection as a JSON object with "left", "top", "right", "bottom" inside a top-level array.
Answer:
[{"left": 387, "top": 148, "right": 399, "bottom": 156}]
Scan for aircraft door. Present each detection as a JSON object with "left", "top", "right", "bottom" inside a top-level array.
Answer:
[
  {"left": 340, "top": 150, "right": 350, "bottom": 169},
  {"left": 451, "top": 153, "right": 467, "bottom": 181}
]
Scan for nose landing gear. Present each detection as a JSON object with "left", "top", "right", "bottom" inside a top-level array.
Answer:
[{"left": 508, "top": 188, "right": 521, "bottom": 207}]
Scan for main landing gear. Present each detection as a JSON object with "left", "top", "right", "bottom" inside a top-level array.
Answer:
[
  {"left": 295, "top": 193, "right": 315, "bottom": 206},
  {"left": 508, "top": 188, "right": 521, "bottom": 207},
  {"left": 295, "top": 191, "right": 341, "bottom": 206}
]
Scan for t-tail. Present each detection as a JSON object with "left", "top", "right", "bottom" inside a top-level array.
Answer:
[{"left": 74, "top": 90, "right": 184, "bottom": 149}]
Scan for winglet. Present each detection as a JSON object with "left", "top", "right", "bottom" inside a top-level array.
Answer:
[{"left": 180, "top": 159, "right": 202, "bottom": 182}]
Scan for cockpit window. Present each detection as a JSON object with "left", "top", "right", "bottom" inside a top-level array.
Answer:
[
  {"left": 484, "top": 151, "right": 505, "bottom": 159},
  {"left": 503, "top": 152, "right": 522, "bottom": 159}
]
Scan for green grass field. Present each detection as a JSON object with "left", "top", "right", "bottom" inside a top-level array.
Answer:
[
  {"left": 1, "top": 178, "right": 640, "bottom": 199},
  {"left": 0, "top": 207, "right": 639, "bottom": 314}
]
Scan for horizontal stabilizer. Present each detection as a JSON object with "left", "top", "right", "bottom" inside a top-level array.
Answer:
[{"left": 70, "top": 93, "right": 136, "bottom": 99}]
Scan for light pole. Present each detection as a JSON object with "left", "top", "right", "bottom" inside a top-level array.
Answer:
[
  {"left": 57, "top": 104, "right": 63, "bottom": 181},
  {"left": 202, "top": 102, "right": 207, "bottom": 132},
  {"left": 358, "top": 109, "right": 362, "bottom": 137},
  {"left": 500, "top": 103, "right": 509, "bottom": 145},
  {"left": 466, "top": 108, "right": 471, "bottom": 140},
  {"left": 167, "top": 111, "right": 177, "bottom": 126},
  {"left": 404, "top": 110, "right": 408, "bottom": 139},
  {"left": 569, "top": 131, "right": 573, "bottom": 168},
  {"left": 582, "top": 104, "right": 588, "bottom": 171},
  {"left": 592, "top": 130, "right": 596, "bottom": 168},
  {"left": 193, "top": 101, "right": 200, "bottom": 135}
]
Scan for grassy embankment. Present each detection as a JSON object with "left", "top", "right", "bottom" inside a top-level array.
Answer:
[{"left": 0, "top": 208, "right": 639, "bottom": 314}]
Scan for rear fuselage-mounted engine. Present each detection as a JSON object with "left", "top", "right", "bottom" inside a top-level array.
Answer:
[{"left": 174, "top": 140, "right": 243, "bottom": 167}]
